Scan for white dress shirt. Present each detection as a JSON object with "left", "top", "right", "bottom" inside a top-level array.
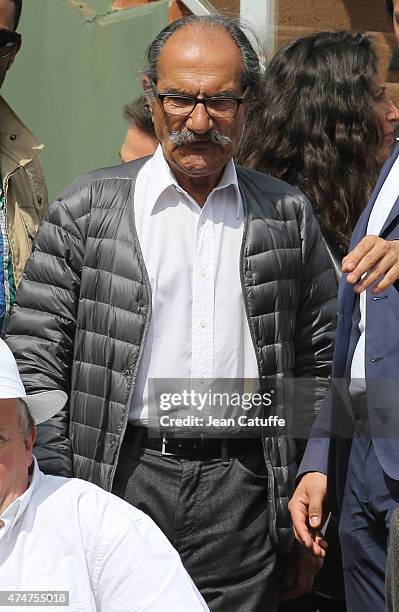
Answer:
[
  {"left": 351, "top": 154, "right": 399, "bottom": 381},
  {"left": 129, "top": 146, "right": 258, "bottom": 424},
  {"left": 0, "top": 458, "right": 208, "bottom": 612}
]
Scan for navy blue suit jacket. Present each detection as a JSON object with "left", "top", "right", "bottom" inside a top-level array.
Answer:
[{"left": 299, "top": 145, "right": 399, "bottom": 513}]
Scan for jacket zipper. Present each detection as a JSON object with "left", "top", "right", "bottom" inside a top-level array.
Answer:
[
  {"left": 108, "top": 178, "right": 153, "bottom": 490},
  {"left": 238, "top": 183, "right": 278, "bottom": 541}
]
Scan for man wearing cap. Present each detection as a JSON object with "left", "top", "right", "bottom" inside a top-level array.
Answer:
[{"left": 0, "top": 338, "right": 208, "bottom": 612}]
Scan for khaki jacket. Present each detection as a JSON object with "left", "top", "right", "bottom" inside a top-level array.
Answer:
[{"left": 0, "top": 96, "right": 48, "bottom": 287}]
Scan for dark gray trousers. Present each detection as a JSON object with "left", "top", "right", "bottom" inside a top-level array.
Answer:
[{"left": 112, "top": 434, "right": 278, "bottom": 612}]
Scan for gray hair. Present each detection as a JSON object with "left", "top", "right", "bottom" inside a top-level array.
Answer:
[
  {"left": 143, "top": 15, "right": 261, "bottom": 97},
  {"left": 17, "top": 399, "right": 35, "bottom": 441}
]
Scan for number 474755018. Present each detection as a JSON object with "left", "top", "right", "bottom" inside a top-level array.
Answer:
[{"left": 0, "top": 591, "right": 69, "bottom": 607}]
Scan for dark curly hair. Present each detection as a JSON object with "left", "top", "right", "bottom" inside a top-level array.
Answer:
[
  {"left": 123, "top": 96, "right": 155, "bottom": 139},
  {"left": 237, "top": 31, "right": 381, "bottom": 255}
]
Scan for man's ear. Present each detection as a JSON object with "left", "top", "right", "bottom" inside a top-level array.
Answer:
[
  {"left": 142, "top": 75, "right": 155, "bottom": 118},
  {"left": 6, "top": 37, "right": 21, "bottom": 72},
  {"left": 142, "top": 75, "right": 152, "bottom": 95},
  {"left": 25, "top": 426, "right": 36, "bottom": 470},
  {"left": 25, "top": 426, "right": 36, "bottom": 453}
]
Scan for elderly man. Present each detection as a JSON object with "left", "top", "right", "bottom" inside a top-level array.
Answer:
[
  {"left": 7, "top": 15, "right": 337, "bottom": 611},
  {"left": 0, "top": 0, "right": 48, "bottom": 331},
  {"left": 0, "top": 339, "right": 208, "bottom": 611}
]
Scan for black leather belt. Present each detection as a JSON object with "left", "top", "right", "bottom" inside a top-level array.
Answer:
[{"left": 124, "top": 424, "right": 263, "bottom": 459}]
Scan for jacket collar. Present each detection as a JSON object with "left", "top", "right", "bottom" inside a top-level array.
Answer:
[
  {"left": 337, "top": 145, "right": 399, "bottom": 317},
  {"left": 349, "top": 144, "right": 399, "bottom": 249},
  {"left": 0, "top": 96, "right": 44, "bottom": 179}
]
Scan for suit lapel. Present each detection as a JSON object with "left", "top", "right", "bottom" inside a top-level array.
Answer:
[
  {"left": 349, "top": 146, "right": 399, "bottom": 249},
  {"left": 334, "top": 147, "right": 399, "bottom": 372},
  {"left": 380, "top": 194, "right": 399, "bottom": 237}
]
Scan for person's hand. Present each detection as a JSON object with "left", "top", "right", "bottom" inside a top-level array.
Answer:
[
  {"left": 288, "top": 472, "right": 328, "bottom": 558},
  {"left": 342, "top": 236, "right": 399, "bottom": 294},
  {"left": 279, "top": 542, "right": 324, "bottom": 601}
]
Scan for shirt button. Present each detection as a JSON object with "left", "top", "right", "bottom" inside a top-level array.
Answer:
[
  {"left": 257, "top": 340, "right": 265, "bottom": 348},
  {"left": 200, "top": 270, "right": 207, "bottom": 279},
  {"left": 245, "top": 271, "right": 253, "bottom": 279},
  {"left": 199, "top": 321, "right": 208, "bottom": 329},
  {"left": 138, "top": 299, "right": 145, "bottom": 308},
  {"left": 122, "top": 369, "right": 130, "bottom": 376},
  {"left": 10, "top": 134, "right": 16, "bottom": 141},
  {"left": 109, "top": 441, "right": 117, "bottom": 448}
]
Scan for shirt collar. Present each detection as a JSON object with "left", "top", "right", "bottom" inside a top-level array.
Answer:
[
  {"left": 0, "top": 456, "right": 40, "bottom": 534},
  {"left": 146, "top": 145, "right": 241, "bottom": 218}
]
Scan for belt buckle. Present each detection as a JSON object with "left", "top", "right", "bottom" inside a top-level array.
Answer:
[{"left": 161, "top": 434, "right": 176, "bottom": 456}]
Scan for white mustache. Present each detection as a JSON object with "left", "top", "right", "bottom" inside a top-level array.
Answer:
[{"left": 169, "top": 128, "right": 232, "bottom": 147}]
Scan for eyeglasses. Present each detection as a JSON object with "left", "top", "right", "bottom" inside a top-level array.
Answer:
[
  {"left": 0, "top": 29, "right": 21, "bottom": 60},
  {"left": 151, "top": 82, "right": 249, "bottom": 119}
]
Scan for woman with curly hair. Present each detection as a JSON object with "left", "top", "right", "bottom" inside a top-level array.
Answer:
[
  {"left": 238, "top": 31, "right": 399, "bottom": 265},
  {"left": 238, "top": 31, "right": 399, "bottom": 612}
]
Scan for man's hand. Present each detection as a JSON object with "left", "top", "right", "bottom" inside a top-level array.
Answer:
[
  {"left": 342, "top": 236, "right": 399, "bottom": 294},
  {"left": 288, "top": 472, "right": 328, "bottom": 558},
  {"left": 279, "top": 542, "right": 324, "bottom": 601}
]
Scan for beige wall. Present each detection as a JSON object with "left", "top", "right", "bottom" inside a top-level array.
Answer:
[{"left": 277, "top": 0, "right": 399, "bottom": 103}]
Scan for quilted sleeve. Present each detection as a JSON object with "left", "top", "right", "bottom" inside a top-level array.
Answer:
[
  {"left": 294, "top": 194, "right": 337, "bottom": 379},
  {"left": 292, "top": 195, "right": 337, "bottom": 458},
  {"left": 6, "top": 184, "right": 90, "bottom": 477}
]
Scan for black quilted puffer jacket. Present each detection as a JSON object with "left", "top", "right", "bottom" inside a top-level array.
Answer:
[{"left": 7, "top": 157, "right": 337, "bottom": 552}]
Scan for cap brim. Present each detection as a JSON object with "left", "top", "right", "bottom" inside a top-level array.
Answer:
[{"left": 24, "top": 390, "right": 68, "bottom": 425}]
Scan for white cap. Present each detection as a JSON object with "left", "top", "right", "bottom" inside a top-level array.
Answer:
[{"left": 0, "top": 339, "right": 67, "bottom": 424}]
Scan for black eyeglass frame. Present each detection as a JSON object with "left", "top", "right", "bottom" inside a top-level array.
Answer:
[
  {"left": 150, "top": 81, "right": 249, "bottom": 119},
  {"left": 0, "top": 28, "right": 21, "bottom": 60}
]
